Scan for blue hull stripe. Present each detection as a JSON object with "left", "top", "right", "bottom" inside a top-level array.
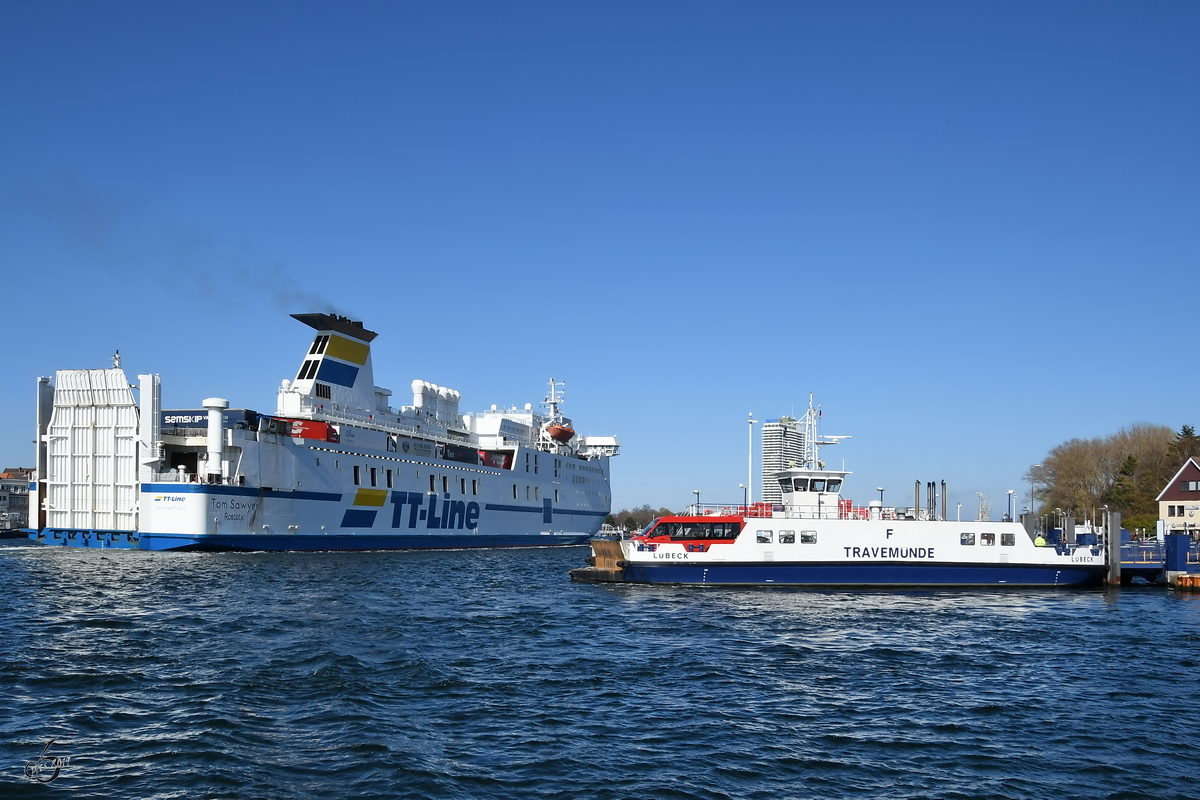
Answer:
[
  {"left": 30, "top": 529, "right": 590, "bottom": 552},
  {"left": 144, "top": 484, "right": 342, "bottom": 502},
  {"left": 624, "top": 561, "right": 1106, "bottom": 587},
  {"left": 484, "top": 503, "right": 609, "bottom": 518}
]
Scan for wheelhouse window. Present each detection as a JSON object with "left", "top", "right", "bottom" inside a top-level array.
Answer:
[
  {"left": 778, "top": 530, "right": 796, "bottom": 544},
  {"left": 826, "top": 479, "right": 842, "bottom": 493},
  {"left": 756, "top": 530, "right": 772, "bottom": 544},
  {"left": 980, "top": 533, "right": 995, "bottom": 546},
  {"left": 793, "top": 478, "right": 808, "bottom": 492},
  {"left": 960, "top": 532, "right": 976, "bottom": 546},
  {"left": 801, "top": 530, "right": 817, "bottom": 544},
  {"left": 809, "top": 479, "right": 826, "bottom": 492},
  {"left": 779, "top": 479, "right": 793, "bottom": 493},
  {"left": 656, "top": 522, "right": 743, "bottom": 539},
  {"left": 1001, "top": 533, "right": 1016, "bottom": 546}
]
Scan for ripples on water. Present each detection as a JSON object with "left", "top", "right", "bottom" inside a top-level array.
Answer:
[{"left": 2, "top": 541, "right": 1199, "bottom": 798}]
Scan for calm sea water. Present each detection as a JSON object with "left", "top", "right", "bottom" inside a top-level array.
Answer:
[{"left": 2, "top": 541, "right": 1199, "bottom": 799}]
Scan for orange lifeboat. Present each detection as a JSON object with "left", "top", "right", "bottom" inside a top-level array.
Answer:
[{"left": 547, "top": 424, "right": 575, "bottom": 443}]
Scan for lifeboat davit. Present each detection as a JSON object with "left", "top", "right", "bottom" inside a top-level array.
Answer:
[{"left": 547, "top": 424, "right": 575, "bottom": 443}]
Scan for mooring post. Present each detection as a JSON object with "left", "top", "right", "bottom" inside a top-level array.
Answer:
[{"left": 1106, "top": 510, "right": 1122, "bottom": 585}]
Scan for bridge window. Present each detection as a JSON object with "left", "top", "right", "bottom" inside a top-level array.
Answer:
[
  {"left": 756, "top": 530, "right": 772, "bottom": 544},
  {"left": 779, "top": 479, "right": 793, "bottom": 493},
  {"left": 801, "top": 530, "right": 817, "bottom": 544},
  {"left": 810, "top": 479, "right": 826, "bottom": 492},
  {"left": 980, "top": 533, "right": 995, "bottom": 546},
  {"left": 793, "top": 478, "right": 808, "bottom": 492},
  {"left": 960, "top": 532, "right": 976, "bottom": 546},
  {"left": 826, "top": 479, "right": 841, "bottom": 492},
  {"left": 1001, "top": 533, "right": 1016, "bottom": 546},
  {"left": 778, "top": 530, "right": 795, "bottom": 544}
]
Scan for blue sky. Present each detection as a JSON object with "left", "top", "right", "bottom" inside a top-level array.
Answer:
[{"left": 2, "top": 1, "right": 1197, "bottom": 517}]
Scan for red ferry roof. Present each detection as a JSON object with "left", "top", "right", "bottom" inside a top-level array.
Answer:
[{"left": 654, "top": 515, "right": 743, "bottom": 524}]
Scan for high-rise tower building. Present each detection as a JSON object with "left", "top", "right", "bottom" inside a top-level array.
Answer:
[{"left": 762, "top": 417, "right": 804, "bottom": 504}]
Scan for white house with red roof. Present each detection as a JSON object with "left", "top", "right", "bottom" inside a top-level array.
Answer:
[{"left": 1157, "top": 457, "right": 1200, "bottom": 532}]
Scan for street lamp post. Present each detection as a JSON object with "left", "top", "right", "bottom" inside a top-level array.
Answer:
[
  {"left": 1030, "top": 464, "right": 1041, "bottom": 520},
  {"left": 748, "top": 413, "right": 757, "bottom": 507}
]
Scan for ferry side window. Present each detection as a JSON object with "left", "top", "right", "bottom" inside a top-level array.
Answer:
[
  {"left": 757, "top": 530, "right": 772, "bottom": 544},
  {"left": 472, "top": 479, "right": 479, "bottom": 495},
  {"left": 460, "top": 478, "right": 466, "bottom": 494},
  {"left": 1001, "top": 533, "right": 1016, "bottom": 546},
  {"left": 386, "top": 469, "right": 393, "bottom": 488},
  {"left": 960, "top": 532, "right": 975, "bottom": 546},
  {"left": 353, "top": 465, "right": 360, "bottom": 486},
  {"left": 430, "top": 474, "right": 436, "bottom": 492},
  {"left": 793, "top": 478, "right": 808, "bottom": 492},
  {"left": 980, "top": 533, "right": 995, "bottom": 546},
  {"left": 826, "top": 479, "right": 841, "bottom": 492},
  {"left": 809, "top": 479, "right": 826, "bottom": 492},
  {"left": 513, "top": 484, "right": 518, "bottom": 499},
  {"left": 778, "top": 530, "right": 795, "bottom": 544},
  {"left": 370, "top": 467, "right": 377, "bottom": 487},
  {"left": 801, "top": 530, "right": 817, "bottom": 544}
]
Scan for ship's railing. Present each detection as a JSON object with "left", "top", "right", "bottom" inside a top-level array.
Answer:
[
  {"left": 147, "top": 471, "right": 246, "bottom": 486},
  {"left": 689, "top": 502, "right": 946, "bottom": 521}
]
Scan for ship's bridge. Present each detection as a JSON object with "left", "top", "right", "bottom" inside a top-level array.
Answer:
[{"left": 774, "top": 467, "right": 852, "bottom": 518}]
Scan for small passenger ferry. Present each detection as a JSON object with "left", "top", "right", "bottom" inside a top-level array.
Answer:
[{"left": 571, "top": 398, "right": 1106, "bottom": 588}]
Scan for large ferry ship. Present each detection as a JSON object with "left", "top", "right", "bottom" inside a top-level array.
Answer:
[
  {"left": 28, "top": 313, "right": 618, "bottom": 551},
  {"left": 571, "top": 397, "right": 1106, "bottom": 588}
]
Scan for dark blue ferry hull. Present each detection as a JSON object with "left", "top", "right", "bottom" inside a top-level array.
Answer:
[
  {"left": 621, "top": 560, "right": 1106, "bottom": 587},
  {"left": 28, "top": 528, "right": 590, "bottom": 552}
]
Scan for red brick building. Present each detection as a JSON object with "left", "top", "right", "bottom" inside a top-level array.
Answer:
[{"left": 1157, "top": 457, "right": 1200, "bottom": 532}]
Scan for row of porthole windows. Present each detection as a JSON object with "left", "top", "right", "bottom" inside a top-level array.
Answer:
[
  {"left": 345, "top": 461, "right": 482, "bottom": 496},
  {"left": 961, "top": 533, "right": 1016, "bottom": 546},
  {"left": 316, "top": 456, "right": 568, "bottom": 503},
  {"left": 756, "top": 530, "right": 817, "bottom": 544},
  {"left": 511, "top": 484, "right": 560, "bottom": 503}
]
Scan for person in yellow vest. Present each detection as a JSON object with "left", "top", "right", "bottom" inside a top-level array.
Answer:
[{"left": 1034, "top": 533, "right": 1047, "bottom": 546}]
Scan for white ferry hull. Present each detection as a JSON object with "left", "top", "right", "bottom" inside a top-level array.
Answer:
[{"left": 619, "top": 560, "right": 1104, "bottom": 587}]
